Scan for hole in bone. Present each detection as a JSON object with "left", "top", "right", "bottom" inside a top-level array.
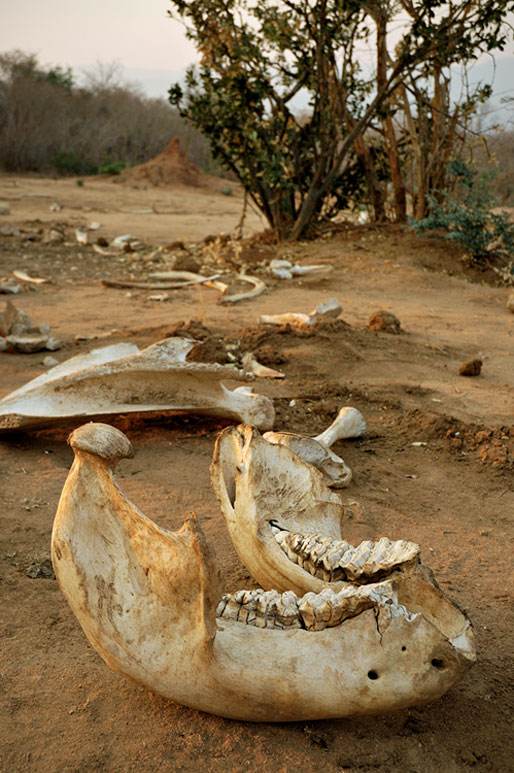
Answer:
[
  {"left": 367, "top": 670, "right": 379, "bottom": 680},
  {"left": 431, "top": 658, "right": 445, "bottom": 670},
  {"left": 270, "top": 523, "right": 420, "bottom": 584}
]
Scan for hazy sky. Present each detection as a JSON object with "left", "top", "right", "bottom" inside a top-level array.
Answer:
[
  {"left": 1, "top": 0, "right": 197, "bottom": 95},
  {"left": 2, "top": 0, "right": 513, "bottom": 119}
]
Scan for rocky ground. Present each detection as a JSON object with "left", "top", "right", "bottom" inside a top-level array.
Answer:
[{"left": 0, "top": 174, "right": 513, "bottom": 772}]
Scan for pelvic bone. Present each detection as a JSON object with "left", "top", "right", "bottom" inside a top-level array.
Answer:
[
  {"left": 52, "top": 422, "right": 475, "bottom": 721},
  {"left": 264, "top": 406, "right": 366, "bottom": 487},
  {"left": 0, "top": 337, "right": 275, "bottom": 432}
]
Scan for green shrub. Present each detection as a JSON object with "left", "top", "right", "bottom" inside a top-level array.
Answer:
[
  {"left": 98, "top": 159, "right": 129, "bottom": 175},
  {"left": 51, "top": 149, "right": 98, "bottom": 175},
  {"left": 409, "top": 161, "right": 514, "bottom": 275}
]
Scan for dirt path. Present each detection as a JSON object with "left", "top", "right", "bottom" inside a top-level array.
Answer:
[{"left": 0, "top": 176, "right": 513, "bottom": 772}]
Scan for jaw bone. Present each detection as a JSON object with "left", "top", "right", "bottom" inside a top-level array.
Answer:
[
  {"left": 53, "top": 422, "right": 475, "bottom": 721},
  {"left": 210, "top": 424, "right": 475, "bottom": 657},
  {"left": 264, "top": 406, "right": 366, "bottom": 487},
  {"left": 0, "top": 338, "right": 274, "bottom": 432}
]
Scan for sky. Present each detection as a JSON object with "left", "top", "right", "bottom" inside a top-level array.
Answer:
[{"left": 1, "top": 0, "right": 513, "bottom": 124}]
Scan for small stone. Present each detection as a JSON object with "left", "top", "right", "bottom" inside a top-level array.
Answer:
[
  {"left": 0, "top": 202, "right": 11, "bottom": 215},
  {"left": 507, "top": 292, "right": 514, "bottom": 313},
  {"left": 459, "top": 358, "right": 482, "bottom": 377},
  {"left": 368, "top": 310, "right": 402, "bottom": 334},
  {"left": 458, "top": 748, "right": 477, "bottom": 765},
  {"left": 43, "top": 355, "right": 59, "bottom": 367}
]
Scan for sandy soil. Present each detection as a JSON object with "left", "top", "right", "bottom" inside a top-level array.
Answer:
[{"left": 0, "top": 174, "right": 513, "bottom": 773}]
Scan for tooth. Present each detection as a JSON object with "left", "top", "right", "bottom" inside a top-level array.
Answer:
[{"left": 53, "top": 421, "right": 476, "bottom": 721}]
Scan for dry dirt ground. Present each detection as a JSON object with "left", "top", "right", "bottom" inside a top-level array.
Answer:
[{"left": 0, "top": 174, "right": 513, "bottom": 773}]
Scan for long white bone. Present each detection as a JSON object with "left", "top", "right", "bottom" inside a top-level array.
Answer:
[
  {"left": 264, "top": 407, "right": 365, "bottom": 487},
  {"left": 259, "top": 297, "right": 342, "bottom": 326},
  {"left": 0, "top": 338, "right": 274, "bottom": 431},
  {"left": 52, "top": 422, "right": 475, "bottom": 721}
]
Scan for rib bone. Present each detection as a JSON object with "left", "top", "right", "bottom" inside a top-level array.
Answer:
[
  {"left": 52, "top": 422, "right": 476, "bottom": 721},
  {"left": 0, "top": 338, "right": 274, "bottom": 431}
]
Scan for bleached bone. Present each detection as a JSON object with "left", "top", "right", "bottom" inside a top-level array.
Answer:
[
  {"left": 264, "top": 406, "right": 365, "bottom": 487},
  {"left": 75, "top": 229, "right": 88, "bottom": 245},
  {"left": 269, "top": 259, "right": 334, "bottom": 280},
  {"left": 242, "top": 352, "right": 285, "bottom": 379},
  {"left": 12, "top": 270, "right": 50, "bottom": 285},
  {"left": 0, "top": 301, "right": 61, "bottom": 353},
  {"left": 210, "top": 427, "right": 475, "bottom": 666},
  {"left": 259, "top": 297, "right": 342, "bottom": 326},
  {"left": 0, "top": 338, "right": 274, "bottom": 431},
  {"left": 52, "top": 422, "right": 475, "bottom": 721},
  {"left": 102, "top": 273, "right": 221, "bottom": 290},
  {"left": 219, "top": 273, "right": 266, "bottom": 304}
]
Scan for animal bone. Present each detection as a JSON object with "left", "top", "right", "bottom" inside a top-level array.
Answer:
[
  {"left": 269, "top": 259, "right": 334, "bottom": 280},
  {"left": 210, "top": 427, "right": 476, "bottom": 674},
  {"left": 12, "top": 270, "right": 50, "bottom": 285},
  {"left": 102, "top": 273, "right": 221, "bottom": 290},
  {"left": 259, "top": 297, "right": 341, "bottom": 326},
  {"left": 219, "top": 273, "right": 266, "bottom": 304},
  {"left": 242, "top": 352, "right": 285, "bottom": 379},
  {"left": 264, "top": 406, "right": 365, "bottom": 487},
  {"left": 0, "top": 301, "right": 61, "bottom": 353},
  {"left": 0, "top": 338, "right": 274, "bottom": 431},
  {"left": 52, "top": 422, "right": 475, "bottom": 721}
]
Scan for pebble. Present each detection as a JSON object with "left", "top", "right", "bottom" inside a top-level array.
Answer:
[
  {"left": 368, "top": 310, "right": 402, "bottom": 334},
  {"left": 459, "top": 358, "right": 482, "bottom": 377}
]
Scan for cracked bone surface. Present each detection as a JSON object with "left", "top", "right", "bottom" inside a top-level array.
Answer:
[
  {"left": 264, "top": 406, "right": 365, "bottom": 487},
  {"left": 259, "top": 297, "right": 342, "bottom": 327},
  {"left": 0, "top": 337, "right": 274, "bottom": 432},
  {"left": 53, "top": 422, "right": 475, "bottom": 721}
]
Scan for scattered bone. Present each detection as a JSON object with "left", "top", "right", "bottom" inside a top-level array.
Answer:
[
  {"left": 50, "top": 201, "right": 62, "bottom": 212},
  {"left": 102, "top": 273, "right": 221, "bottom": 291},
  {"left": 219, "top": 274, "right": 266, "bottom": 304},
  {"left": 0, "top": 301, "right": 61, "bottom": 353},
  {"left": 264, "top": 406, "right": 365, "bottom": 487},
  {"left": 0, "top": 337, "right": 274, "bottom": 431},
  {"left": 259, "top": 298, "right": 342, "bottom": 327},
  {"left": 459, "top": 358, "right": 482, "bottom": 377},
  {"left": 75, "top": 229, "right": 88, "bottom": 245},
  {"left": 12, "top": 270, "right": 50, "bottom": 285},
  {"left": 0, "top": 282, "right": 22, "bottom": 294},
  {"left": 74, "top": 328, "right": 120, "bottom": 342},
  {"left": 51, "top": 421, "right": 475, "bottom": 721},
  {"left": 269, "top": 259, "right": 334, "bottom": 280},
  {"left": 242, "top": 352, "right": 285, "bottom": 379},
  {"left": 368, "top": 310, "right": 402, "bottom": 334},
  {"left": 93, "top": 244, "right": 118, "bottom": 256}
]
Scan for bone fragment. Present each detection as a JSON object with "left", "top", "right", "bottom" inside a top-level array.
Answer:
[
  {"left": 219, "top": 274, "right": 266, "bottom": 304},
  {"left": 269, "top": 259, "right": 334, "bottom": 280},
  {"left": 102, "top": 273, "right": 221, "bottom": 291},
  {"left": 0, "top": 338, "right": 274, "bottom": 431},
  {"left": 12, "top": 270, "right": 50, "bottom": 285},
  {"left": 242, "top": 352, "right": 285, "bottom": 379},
  {"left": 264, "top": 407, "right": 365, "bottom": 487},
  {"left": 0, "top": 301, "right": 61, "bottom": 353},
  {"left": 75, "top": 229, "right": 88, "bottom": 245},
  {"left": 52, "top": 422, "right": 475, "bottom": 721},
  {"left": 259, "top": 297, "right": 341, "bottom": 326}
]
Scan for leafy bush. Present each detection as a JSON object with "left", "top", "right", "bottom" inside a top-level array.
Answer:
[
  {"left": 98, "top": 159, "right": 129, "bottom": 175},
  {"left": 51, "top": 149, "right": 98, "bottom": 175},
  {"left": 409, "top": 161, "right": 514, "bottom": 272}
]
